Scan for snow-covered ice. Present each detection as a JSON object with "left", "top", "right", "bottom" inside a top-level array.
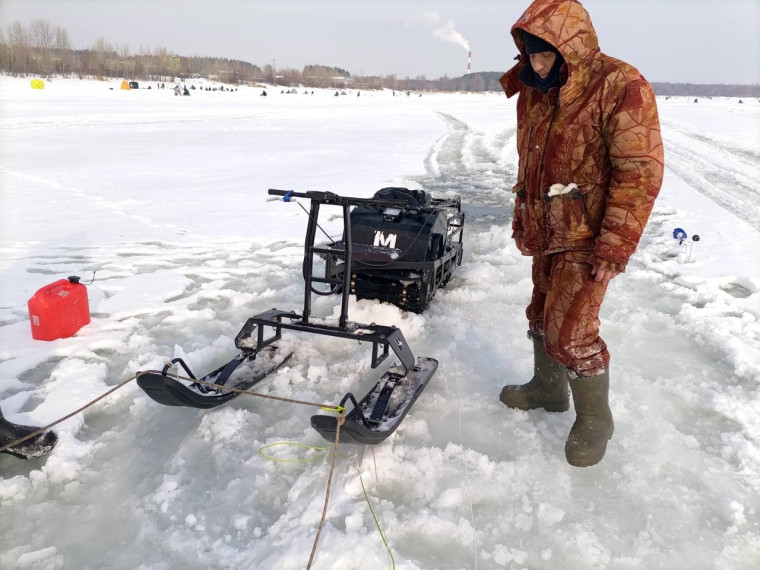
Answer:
[{"left": 1, "top": 76, "right": 759, "bottom": 569}]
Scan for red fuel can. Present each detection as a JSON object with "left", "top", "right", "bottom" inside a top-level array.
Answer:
[{"left": 28, "top": 276, "right": 91, "bottom": 341}]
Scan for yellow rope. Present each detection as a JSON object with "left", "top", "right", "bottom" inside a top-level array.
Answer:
[
  {"left": 358, "top": 466, "right": 396, "bottom": 569},
  {"left": 307, "top": 412, "right": 345, "bottom": 569},
  {"left": 1, "top": 369, "right": 343, "bottom": 455},
  {"left": 261, "top": 437, "right": 395, "bottom": 569},
  {"left": 2, "top": 368, "right": 391, "bottom": 567},
  {"left": 258, "top": 441, "right": 334, "bottom": 463},
  {"left": 0, "top": 373, "right": 140, "bottom": 455},
  {"left": 162, "top": 368, "right": 344, "bottom": 412}
]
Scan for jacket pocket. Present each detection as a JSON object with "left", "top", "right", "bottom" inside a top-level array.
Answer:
[{"left": 545, "top": 188, "right": 593, "bottom": 243}]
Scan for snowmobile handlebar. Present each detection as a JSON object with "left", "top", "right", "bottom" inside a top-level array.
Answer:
[{"left": 268, "top": 188, "right": 408, "bottom": 209}]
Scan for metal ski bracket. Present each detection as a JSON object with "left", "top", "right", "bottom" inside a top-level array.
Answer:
[
  {"left": 235, "top": 309, "right": 416, "bottom": 376},
  {"left": 234, "top": 313, "right": 283, "bottom": 353}
]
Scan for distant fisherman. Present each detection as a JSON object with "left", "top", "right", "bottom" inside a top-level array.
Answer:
[{"left": 498, "top": 0, "right": 664, "bottom": 466}]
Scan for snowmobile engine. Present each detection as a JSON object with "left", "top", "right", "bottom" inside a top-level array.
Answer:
[{"left": 321, "top": 187, "right": 464, "bottom": 312}]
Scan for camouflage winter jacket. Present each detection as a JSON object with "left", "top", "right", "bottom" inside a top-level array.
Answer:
[{"left": 500, "top": 0, "right": 664, "bottom": 272}]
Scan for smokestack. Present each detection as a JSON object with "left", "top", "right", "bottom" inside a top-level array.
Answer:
[{"left": 467, "top": 51, "right": 471, "bottom": 75}]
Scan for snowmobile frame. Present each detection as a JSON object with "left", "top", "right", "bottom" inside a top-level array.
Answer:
[{"left": 137, "top": 189, "right": 438, "bottom": 445}]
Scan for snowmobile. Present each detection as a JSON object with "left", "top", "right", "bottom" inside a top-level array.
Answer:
[{"left": 137, "top": 188, "right": 460, "bottom": 445}]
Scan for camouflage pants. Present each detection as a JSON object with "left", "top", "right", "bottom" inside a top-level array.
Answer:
[{"left": 527, "top": 250, "right": 610, "bottom": 376}]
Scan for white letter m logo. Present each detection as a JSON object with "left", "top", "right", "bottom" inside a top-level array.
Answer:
[{"left": 373, "top": 230, "right": 397, "bottom": 249}]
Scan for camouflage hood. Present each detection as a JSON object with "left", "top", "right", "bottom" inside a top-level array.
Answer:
[{"left": 507, "top": 0, "right": 601, "bottom": 107}]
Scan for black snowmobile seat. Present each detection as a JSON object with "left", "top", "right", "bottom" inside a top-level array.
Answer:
[{"left": 374, "top": 187, "right": 430, "bottom": 209}]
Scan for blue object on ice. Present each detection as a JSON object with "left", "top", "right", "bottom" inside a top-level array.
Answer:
[{"left": 673, "top": 228, "right": 687, "bottom": 240}]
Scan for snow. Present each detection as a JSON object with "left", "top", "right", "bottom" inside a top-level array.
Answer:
[{"left": 1, "top": 76, "right": 759, "bottom": 569}]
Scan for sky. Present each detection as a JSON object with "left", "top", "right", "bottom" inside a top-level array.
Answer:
[
  {"left": 0, "top": 76, "right": 759, "bottom": 568},
  {"left": 1, "top": 0, "right": 759, "bottom": 84}
]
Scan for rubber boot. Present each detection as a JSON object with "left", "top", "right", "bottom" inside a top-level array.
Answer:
[
  {"left": 500, "top": 331, "right": 570, "bottom": 412},
  {"left": 0, "top": 407, "right": 58, "bottom": 460},
  {"left": 565, "top": 370, "right": 614, "bottom": 467}
]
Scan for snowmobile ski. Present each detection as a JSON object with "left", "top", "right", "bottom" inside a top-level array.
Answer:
[
  {"left": 311, "top": 356, "right": 437, "bottom": 445},
  {"left": 137, "top": 346, "right": 292, "bottom": 409}
]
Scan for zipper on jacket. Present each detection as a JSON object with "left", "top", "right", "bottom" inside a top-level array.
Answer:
[{"left": 536, "top": 90, "right": 560, "bottom": 250}]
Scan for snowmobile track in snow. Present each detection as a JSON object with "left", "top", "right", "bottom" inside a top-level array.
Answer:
[
  {"left": 662, "top": 119, "right": 760, "bottom": 231},
  {"left": 418, "top": 112, "right": 517, "bottom": 230}
]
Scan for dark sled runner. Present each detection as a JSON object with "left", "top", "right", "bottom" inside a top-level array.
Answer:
[
  {"left": 138, "top": 189, "right": 452, "bottom": 444},
  {"left": 137, "top": 346, "right": 292, "bottom": 409}
]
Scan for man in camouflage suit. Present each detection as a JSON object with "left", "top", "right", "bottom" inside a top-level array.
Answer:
[{"left": 499, "top": 0, "right": 664, "bottom": 466}]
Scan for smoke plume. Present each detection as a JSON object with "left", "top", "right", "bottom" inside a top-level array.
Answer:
[{"left": 423, "top": 12, "right": 470, "bottom": 52}]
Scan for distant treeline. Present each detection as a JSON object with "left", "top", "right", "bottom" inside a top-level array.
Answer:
[
  {"left": 0, "top": 19, "right": 358, "bottom": 87},
  {"left": 650, "top": 83, "right": 760, "bottom": 97},
  {"left": 1, "top": 19, "right": 757, "bottom": 95},
  {"left": 373, "top": 74, "right": 760, "bottom": 97}
]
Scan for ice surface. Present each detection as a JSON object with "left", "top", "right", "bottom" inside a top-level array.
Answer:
[{"left": 1, "top": 76, "right": 759, "bottom": 569}]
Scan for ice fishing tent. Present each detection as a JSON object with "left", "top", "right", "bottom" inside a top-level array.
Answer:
[
  {"left": 31, "top": 79, "right": 45, "bottom": 89},
  {"left": 121, "top": 80, "right": 131, "bottom": 90},
  {"left": 129, "top": 81, "right": 139, "bottom": 89}
]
